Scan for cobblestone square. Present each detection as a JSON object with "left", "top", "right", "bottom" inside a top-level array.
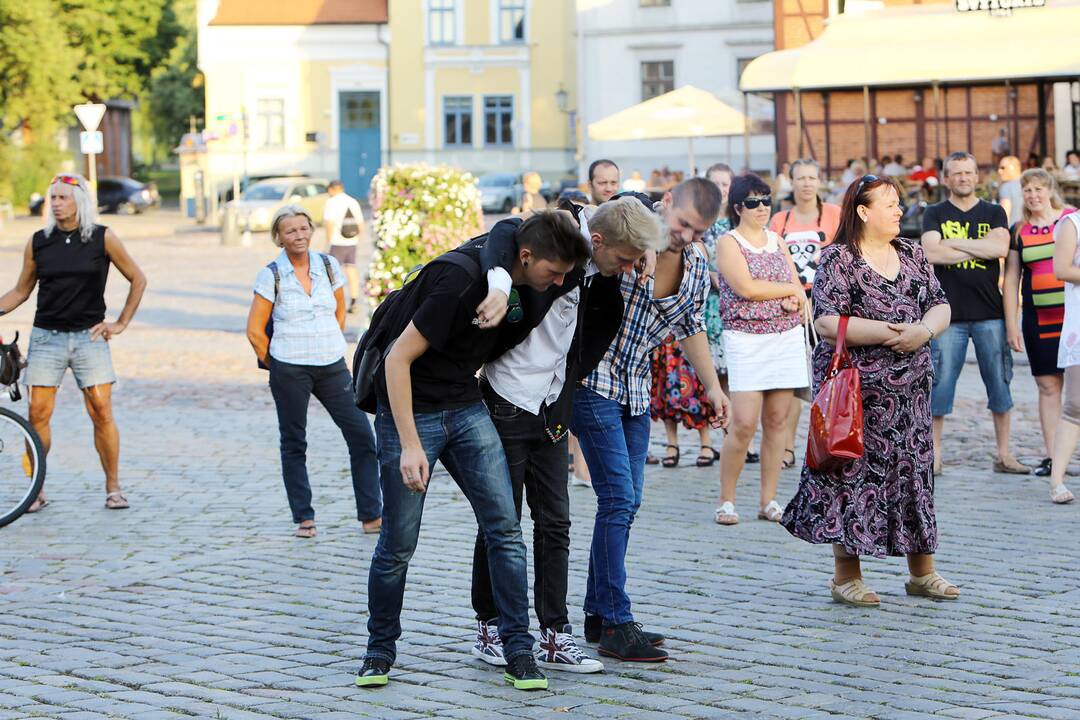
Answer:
[{"left": 0, "top": 213, "right": 1077, "bottom": 719}]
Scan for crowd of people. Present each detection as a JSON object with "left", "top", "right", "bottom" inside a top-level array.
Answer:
[{"left": 3, "top": 146, "right": 1080, "bottom": 692}]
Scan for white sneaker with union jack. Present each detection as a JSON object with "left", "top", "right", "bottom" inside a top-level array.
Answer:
[
  {"left": 536, "top": 625, "right": 604, "bottom": 673},
  {"left": 471, "top": 619, "right": 507, "bottom": 666}
]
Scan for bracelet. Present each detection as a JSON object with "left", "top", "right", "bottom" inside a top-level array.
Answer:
[{"left": 920, "top": 321, "right": 935, "bottom": 341}]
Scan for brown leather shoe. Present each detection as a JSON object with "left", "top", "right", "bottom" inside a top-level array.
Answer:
[{"left": 993, "top": 456, "right": 1031, "bottom": 475}]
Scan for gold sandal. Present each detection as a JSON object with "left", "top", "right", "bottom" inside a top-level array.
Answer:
[
  {"left": 905, "top": 572, "right": 959, "bottom": 600},
  {"left": 830, "top": 578, "right": 880, "bottom": 608}
]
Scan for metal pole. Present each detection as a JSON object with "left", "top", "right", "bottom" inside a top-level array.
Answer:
[
  {"left": 932, "top": 81, "right": 941, "bottom": 160},
  {"left": 795, "top": 87, "right": 803, "bottom": 158},
  {"left": 743, "top": 92, "right": 751, "bottom": 172},
  {"left": 863, "top": 86, "right": 872, "bottom": 160},
  {"left": 688, "top": 136, "right": 696, "bottom": 176},
  {"left": 88, "top": 154, "right": 98, "bottom": 208}
]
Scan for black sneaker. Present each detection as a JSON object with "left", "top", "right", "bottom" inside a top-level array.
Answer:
[
  {"left": 355, "top": 657, "right": 390, "bottom": 687},
  {"left": 584, "top": 614, "right": 663, "bottom": 646},
  {"left": 503, "top": 653, "right": 549, "bottom": 690},
  {"left": 598, "top": 622, "right": 669, "bottom": 662},
  {"left": 1035, "top": 458, "right": 1052, "bottom": 477}
]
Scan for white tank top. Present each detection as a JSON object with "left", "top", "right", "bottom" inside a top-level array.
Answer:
[{"left": 1057, "top": 212, "right": 1080, "bottom": 369}]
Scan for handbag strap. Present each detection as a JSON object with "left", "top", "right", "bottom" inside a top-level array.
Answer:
[{"left": 836, "top": 316, "right": 850, "bottom": 352}]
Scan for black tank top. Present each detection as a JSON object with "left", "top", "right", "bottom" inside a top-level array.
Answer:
[{"left": 32, "top": 224, "right": 110, "bottom": 332}]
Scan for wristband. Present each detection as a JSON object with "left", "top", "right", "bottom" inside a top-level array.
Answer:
[{"left": 920, "top": 321, "right": 935, "bottom": 341}]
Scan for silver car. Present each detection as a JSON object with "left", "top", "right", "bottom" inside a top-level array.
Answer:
[{"left": 229, "top": 177, "right": 330, "bottom": 232}]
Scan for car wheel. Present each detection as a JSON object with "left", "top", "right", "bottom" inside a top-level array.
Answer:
[
  {"left": 501, "top": 198, "right": 513, "bottom": 213},
  {"left": 118, "top": 201, "right": 136, "bottom": 215}
]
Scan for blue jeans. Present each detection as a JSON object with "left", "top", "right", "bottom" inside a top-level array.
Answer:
[
  {"left": 366, "top": 402, "right": 534, "bottom": 665},
  {"left": 930, "top": 319, "right": 1014, "bottom": 417},
  {"left": 25, "top": 327, "right": 116, "bottom": 389},
  {"left": 268, "top": 357, "right": 382, "bottom": 524},
  {"left": 570, "top": 387, "right": 651, "bottom": 626}
]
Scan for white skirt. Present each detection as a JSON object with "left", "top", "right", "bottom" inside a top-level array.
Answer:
[{"left": 723, "top": 325, "right": 809, "bottom": 393}]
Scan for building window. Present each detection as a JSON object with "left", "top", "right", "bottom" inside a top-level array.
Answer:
[
  {"left": 255, "top": 98, "right": 284, "bottom": 147},
  {"left": 640, "top": 0, "right": 671, "bottom": 5},
  {"left": 498, "top": 0, "right": 526, "bottom": 43},
  {"left": 429, "top": 0, "right": 456, "bottom": 46},
  {"left": 736, "top": 57, "right": 757, "bottom": 86},
  {"left": 444, "top": 96, "right": 473, "bottom": 147},
  {"left": 641, "top": 61, "right": 674, "bottom": 101},
  {"left": 484, "top": 95, "right": 514, "bottom": 147}
]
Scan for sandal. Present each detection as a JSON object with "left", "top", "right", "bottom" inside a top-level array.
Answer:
[
  {"left": 104, "top": 491, "right": 129, "bottom": 510},
  {"left": 362, "top": 518, "right": 383, "bottom": 534},
  {"left": 25, "top": 494, "right": 49, "bottom": 513},
  {"left": 295, "top": 522, "right": 317, "bottom": 538},
  {"left": 645, "top": 454, "right": 660, "bottom": 466},
  {"left": 745, "top": 451, "right": 760, "bottom": 464},
  {"left": 661, "top": 444, "right": 680, "bottom": 468},
  {"left": 905, "top": 572, "right": 960, "bottom": 600},
  {"left": 830, "top": 578, "right": 881, "bottom": 608},
  {"left": 714, "top": 501, "right": 739, "bottom": 525},
  {"left": 696, "top": 446, "right": 719, "bottom": 467},
  {"left": 1051, "top": 484, "right": 1075, "bottom": 504},
  {"left": 757, "top": 500, "right": 783, "bottom": 522},
  {"left": 782, "top": 448, "right": 796, "bottom": 470}
]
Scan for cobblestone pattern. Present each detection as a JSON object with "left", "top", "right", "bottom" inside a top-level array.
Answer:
[{"left": 0, "top": 216, "right": 1077, "bottom": 719}]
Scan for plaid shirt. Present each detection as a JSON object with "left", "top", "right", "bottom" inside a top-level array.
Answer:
[{"left": 582, "top": 244, "right": 710, "bottom": 415}]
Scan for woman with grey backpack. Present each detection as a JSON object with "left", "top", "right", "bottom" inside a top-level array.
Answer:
[{"left": 246, "top": 205, "right": 381, "bottom": 538}]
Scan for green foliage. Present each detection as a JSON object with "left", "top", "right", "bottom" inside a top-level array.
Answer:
[
  {"left": 0, "top": 140, "right": 64, "bottom": 206},
  {"left": 366, "top": 164, "right": 484, "bottom": 306},
  {"left": 146, "top": 0, "right": 204, "bottom": 157}
]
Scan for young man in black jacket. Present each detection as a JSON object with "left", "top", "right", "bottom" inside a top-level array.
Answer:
[
  {"left": 357, "top": 211, "right": 590, "bottom": 691},
  {"left": 468, "top": 197, "right": 667, "bottom": 673}
]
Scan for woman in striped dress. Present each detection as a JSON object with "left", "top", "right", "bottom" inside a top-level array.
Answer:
[{"left": 1003, "top": 168, "right": 1074, "bottom": 477}]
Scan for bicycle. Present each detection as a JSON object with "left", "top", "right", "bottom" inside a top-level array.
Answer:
[{"left": 0, "top": 332, "right": 46, "bottom": 527}]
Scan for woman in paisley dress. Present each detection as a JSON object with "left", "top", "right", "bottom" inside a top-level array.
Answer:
[{"left": 781, "top": 175, "right": 958, "bottom": 607}]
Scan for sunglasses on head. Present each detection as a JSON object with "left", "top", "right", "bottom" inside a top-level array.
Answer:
[
  {"left": 52, "top": 175, "right": 81, "bottom": 187},
  {"left": 855, "top": 174, "right": 880, "bottom": 195},
  {"left": 740, "top": 196, "right": 772, "bottom": 210}
]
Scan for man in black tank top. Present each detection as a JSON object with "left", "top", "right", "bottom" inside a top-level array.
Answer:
[{"left": 0, "top": 174, "right": 147, "bottom": 512}]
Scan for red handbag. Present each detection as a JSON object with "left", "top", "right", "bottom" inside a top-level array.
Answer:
[{"left": 806, "top": 316, "right": 864, "bottom": 471}]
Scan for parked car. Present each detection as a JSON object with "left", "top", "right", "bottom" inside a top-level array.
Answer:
[
  {"left": 228, "top": 177, "right": 330, "bottom": 232},
  {"left": 97, "top": 177, "right": 157, "bottom": 214},
  {"left": 477, "top": 173, "right": 557, "bottom": 213}
]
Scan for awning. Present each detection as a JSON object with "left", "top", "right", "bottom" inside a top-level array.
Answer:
[
  {"left": 587, "top": 85, "right": 749, "bottom": 142},
  {"left": 740, "top": 2, "right": 1080, "bottom": 92}
]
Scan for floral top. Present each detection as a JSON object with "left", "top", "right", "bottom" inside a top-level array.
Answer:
[{"left": 716, "top": 229, "right": 801, "bottom": 335}]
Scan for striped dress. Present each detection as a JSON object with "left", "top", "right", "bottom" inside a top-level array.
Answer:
[{"left": 1012, "top": 208, "right": 1075, "bottom": 376}]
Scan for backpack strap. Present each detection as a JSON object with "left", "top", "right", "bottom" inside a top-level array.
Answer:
[
  {"left": 319, "top": 253, "right": 335, "bottom": 285},
  {"left": 267, "top": 262, "right": 281, "bottom": 302}
]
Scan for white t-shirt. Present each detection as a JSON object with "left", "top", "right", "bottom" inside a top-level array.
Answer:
[{"left": 324, "top": 192, "right": 364, "bottom": 247}]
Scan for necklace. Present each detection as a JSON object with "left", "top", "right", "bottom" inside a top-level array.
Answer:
[{"left": 58, "top": 227, "right": 78, "bottom": 244}]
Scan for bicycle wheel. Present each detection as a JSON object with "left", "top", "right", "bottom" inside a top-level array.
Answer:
[{"left": 0, "top": 406, "right": 46, "bottom": 528}]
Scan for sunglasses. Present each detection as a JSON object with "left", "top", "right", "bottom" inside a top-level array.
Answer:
[
  {"left": 52, "top": 175, "right": 81, "bottom": 187},
  {"left": 855, "top": 174, "right": 880, "bottom": 194},
  {"left": 740, "top": 196, "right": 772, "bottom": 210},
  {"left": 507, "top": 288, "right": 523, "bottom": 324}
]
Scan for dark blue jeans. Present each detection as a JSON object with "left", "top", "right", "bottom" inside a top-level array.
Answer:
[
  {"left": 268, "top": 357, "right": 381, "bottom": 524},
  {"left": 366, "top": 402, "right": 534, "bottom": 665},
  {"left": 570, "top": 387, "right": 650, "bottom": 626}
]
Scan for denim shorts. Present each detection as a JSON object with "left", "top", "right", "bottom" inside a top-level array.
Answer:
[
  {"left": 930, "top": 319, "right": 1013, "bottom": 417},
  {"left": 25, "top": 327, "right": 116, "bottom": 389}
]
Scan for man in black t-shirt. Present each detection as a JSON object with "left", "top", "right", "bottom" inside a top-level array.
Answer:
[
  {"left": 357, "top": 212, "right": 590, "bottom": 692},
  {"left": 921, "top": 151, "right": 1029, "bottom": 476}
]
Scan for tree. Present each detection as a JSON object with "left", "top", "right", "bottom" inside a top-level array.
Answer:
[{"left": 145, "top": 0, "right": 204, "bottom": 158}]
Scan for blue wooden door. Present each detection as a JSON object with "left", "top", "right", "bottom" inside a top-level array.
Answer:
[{"left": 339, "top": 91, "right": 381, "bottom": 199}]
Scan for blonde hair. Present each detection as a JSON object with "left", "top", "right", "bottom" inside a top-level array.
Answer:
[
  {"left": 1020, "top": 168, "right": 1064, "bottom": 225},
  {"left": 587, "top": 196, "right": 667, "bottom": 253},
  {"left": 270, "top": 204, "right": 315, "bottom": 247},
  {"left": 43, "top": 174, "right": 96, "bottom": 243}
]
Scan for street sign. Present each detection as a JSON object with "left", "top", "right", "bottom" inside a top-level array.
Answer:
[
  {"left": 79, "top": 131, "right": 103, "bottom": 155},
  {"left": 74, "top": 103, "right": 107, "bottom": 132}
]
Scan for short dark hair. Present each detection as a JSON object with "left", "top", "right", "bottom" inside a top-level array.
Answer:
[
  {"left": 881, "top": 155, "right": 892, "bottom": 164},
  {"left": 328, "top": 179, "right": 344, "bottom": 190},
  {"left": 670, "top": 177, "right": 722, "bottom": 225},
  {"left": 1068, "top": 149, "right": 1080, "bottom": 161},
  {"left": 516, "top": 210, "right": 591, "bottom": 266},
  {"left": 588, "top": 159, "right": 619, "bottom": 182},
  {"left": 894, "top": 154, "right": 904, "bottom": 163},
  {"left": 705, "top": 162, "right": 733, "bottom": 179},
  {"left": 727, "top": 173, "right": 772, "bottom": 221},
  {"left": 943, "top": 151, "right": 977, "bottom": 175}
]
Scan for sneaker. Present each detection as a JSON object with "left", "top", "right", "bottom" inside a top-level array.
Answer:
[
  {"left": 471, "top": 619, "right": 506, "bottom": 666},
  {"left": 536, "top": 625, "right": 604, "bottom": 674},
  {"left": 355, "top": 657, "right": 390, "bottom": 687},
  {"left": 583, "top": 614, "right": 664, "bottom": 646},
  {"left": 1034, "top": 458, "right": 1052, "bottom": 477},
  {"left": 570, "top": 474, "right": 592, "bottom": 488},
  {"left": 504, "top": 653, "right": 549, "bottom": 690},
  {"left": 598, "top": 621, "right": 669, "bottom": 662}
]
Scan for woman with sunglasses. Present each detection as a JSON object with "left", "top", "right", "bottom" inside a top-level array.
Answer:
[
  {"left": 0, "top": 173, "right": 147, "bottom": 511},
  {"left": 781, "top": 175, "right": 956, "bottom": 607},
  {"left": 713, "top": 173, "right": 808, "bottom": 525}
]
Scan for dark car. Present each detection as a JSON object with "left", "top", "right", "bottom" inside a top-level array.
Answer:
[{"left": 97, "top": 177, "right": 156, "bottom": 214}]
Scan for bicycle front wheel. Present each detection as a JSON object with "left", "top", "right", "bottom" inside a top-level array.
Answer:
[{"left": 0, "top": 406, "right": 46, "bottom": 528}]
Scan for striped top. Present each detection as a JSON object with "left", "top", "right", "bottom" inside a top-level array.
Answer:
[{"left": 1012, "top": 208, "right": 1075, "bottom": 340}]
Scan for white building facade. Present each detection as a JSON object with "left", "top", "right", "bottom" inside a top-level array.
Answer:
[{"left": 576, "top": 0, "right": 776, "bottom": 179}]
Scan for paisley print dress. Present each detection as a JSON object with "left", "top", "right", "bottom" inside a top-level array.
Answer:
[{"left": 781, "top": 239, "right": 949, "bottom": 557}]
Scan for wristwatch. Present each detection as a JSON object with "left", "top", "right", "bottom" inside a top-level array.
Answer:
[{"left": 920, "top": 321, "right": 935, "bottom": 341}]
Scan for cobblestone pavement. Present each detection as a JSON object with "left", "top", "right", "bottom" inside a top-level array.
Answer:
[{"left": 0, "top": 215, "right": 1078, "bottom": 720}]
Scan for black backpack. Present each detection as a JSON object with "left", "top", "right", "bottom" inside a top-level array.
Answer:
[
  {"left": 352, "top": 251, "right": 481, "bottom": 413},
  {"left": 259, "top": 254, "right": 335, "bottom": 370},
  {"left": 0, "top": 332, "right": 25, "bottom": 400},
  {"left": 340, "top": 207, "right": 360, "bottom": 239}
]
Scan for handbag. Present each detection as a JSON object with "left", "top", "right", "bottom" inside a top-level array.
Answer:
[{"left": 806, "top": 315, "right": 864, "bottom": 471}]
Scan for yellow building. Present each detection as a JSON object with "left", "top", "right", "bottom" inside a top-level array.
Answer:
[
  {"left": 197, "top": 0, "right": 389, "bottom": 200},
  {"left": 388, "top": 0, "right": 577, "bottom": 187}
]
